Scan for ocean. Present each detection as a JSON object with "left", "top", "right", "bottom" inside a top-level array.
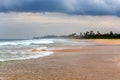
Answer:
[{"left": 0, "top": 38, "right": 96, "bottom": 62}]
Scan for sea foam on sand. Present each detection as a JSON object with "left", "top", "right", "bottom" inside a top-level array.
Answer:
[
  {"left": 0, "top": 39, "right": 75, "bottom": 61},
  {"left": 0, "top": 39, "right": 96, "bottom": 62},
  {"left": 0, "top": 39, "right": 56, "bottom": 62},
  {"left": 0, "top": 47, "right": 53, "bottom": 62}
]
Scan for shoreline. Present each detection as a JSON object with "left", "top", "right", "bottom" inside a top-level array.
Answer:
[{"left": 0, "top": 39, "right": 120, "bottom": 80}]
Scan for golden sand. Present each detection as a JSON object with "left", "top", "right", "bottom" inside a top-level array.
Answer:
[
  {"left": 94, "top": 39, "right": 120, "bottom": 45},
  {"left": 116, "top": 59, "right": 120, "bottom": 62},
  {"left": 52, "top": 47, "right": 95, "bottom": 53}
]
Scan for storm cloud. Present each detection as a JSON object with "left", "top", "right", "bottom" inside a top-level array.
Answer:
[{"left": 0, "top": 0, "right": 120, "bottom": 16}]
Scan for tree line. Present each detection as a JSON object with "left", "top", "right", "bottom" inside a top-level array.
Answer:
[{"left": 61, "top": 31, "right": 120, "bottom": 39}]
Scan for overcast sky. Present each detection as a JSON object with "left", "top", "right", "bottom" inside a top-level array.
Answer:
[{"left": 0, "top": 0, "right": 120, "bottom": 39}]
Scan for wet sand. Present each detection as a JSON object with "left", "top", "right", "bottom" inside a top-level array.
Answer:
[{"left": 0, "top": 39, "right": 120, "bottom": 80}]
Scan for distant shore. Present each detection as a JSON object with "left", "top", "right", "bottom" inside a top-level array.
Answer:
[{"left": 33, "top": 31, "right": 120, "bottom": 39}]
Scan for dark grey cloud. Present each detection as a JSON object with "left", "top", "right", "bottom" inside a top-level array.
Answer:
[
  {"left": 0, "top": 0, "right": 120, "bottom": 16},
  {"left": 0, "top": 0, "right": 64, "bottom": 12}
]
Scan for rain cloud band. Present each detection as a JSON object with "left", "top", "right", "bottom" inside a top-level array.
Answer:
[{"left": 0, "top": 0, "right": 120, "bottom": 16}]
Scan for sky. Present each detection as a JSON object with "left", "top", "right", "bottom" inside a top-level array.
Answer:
[{"left": 0, "top": 0, "right": 120, "bottom": 39}]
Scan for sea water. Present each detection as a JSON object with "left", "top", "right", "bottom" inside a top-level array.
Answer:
[{"left": 0, "top": 39, "right": 95, "bottom": 61}]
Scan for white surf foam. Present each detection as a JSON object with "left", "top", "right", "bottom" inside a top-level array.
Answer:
[
  {"left": 0, "top": 39, "right": 72, "bottom": 61},
  {"left": 0, "top": 39, "right": 96, "bottom": 62},
  {"left": 0, "top": 48, "right": 53, "bottom": 62},
  {"left": 0, "top": 39, "right": 54, "bottom": 46}
]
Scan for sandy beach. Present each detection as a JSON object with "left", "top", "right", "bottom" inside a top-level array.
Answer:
[
  {"left": 0, "top": 39, "right": 120, "bottom": 80},
  {"left": 94, "top": 39, "right": 120, "bottom": 45}
]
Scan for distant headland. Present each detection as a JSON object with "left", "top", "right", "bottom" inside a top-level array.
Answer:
[{"left": 33, "top": 31, "right": 120, "bottom": 39}]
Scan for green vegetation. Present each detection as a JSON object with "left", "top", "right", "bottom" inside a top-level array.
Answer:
[
  {"left": 61, "top": 31, "right": 120, "bottom": 39},
  {"left": 33, "top": 31, "right": 120, "bottom": 39}
]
